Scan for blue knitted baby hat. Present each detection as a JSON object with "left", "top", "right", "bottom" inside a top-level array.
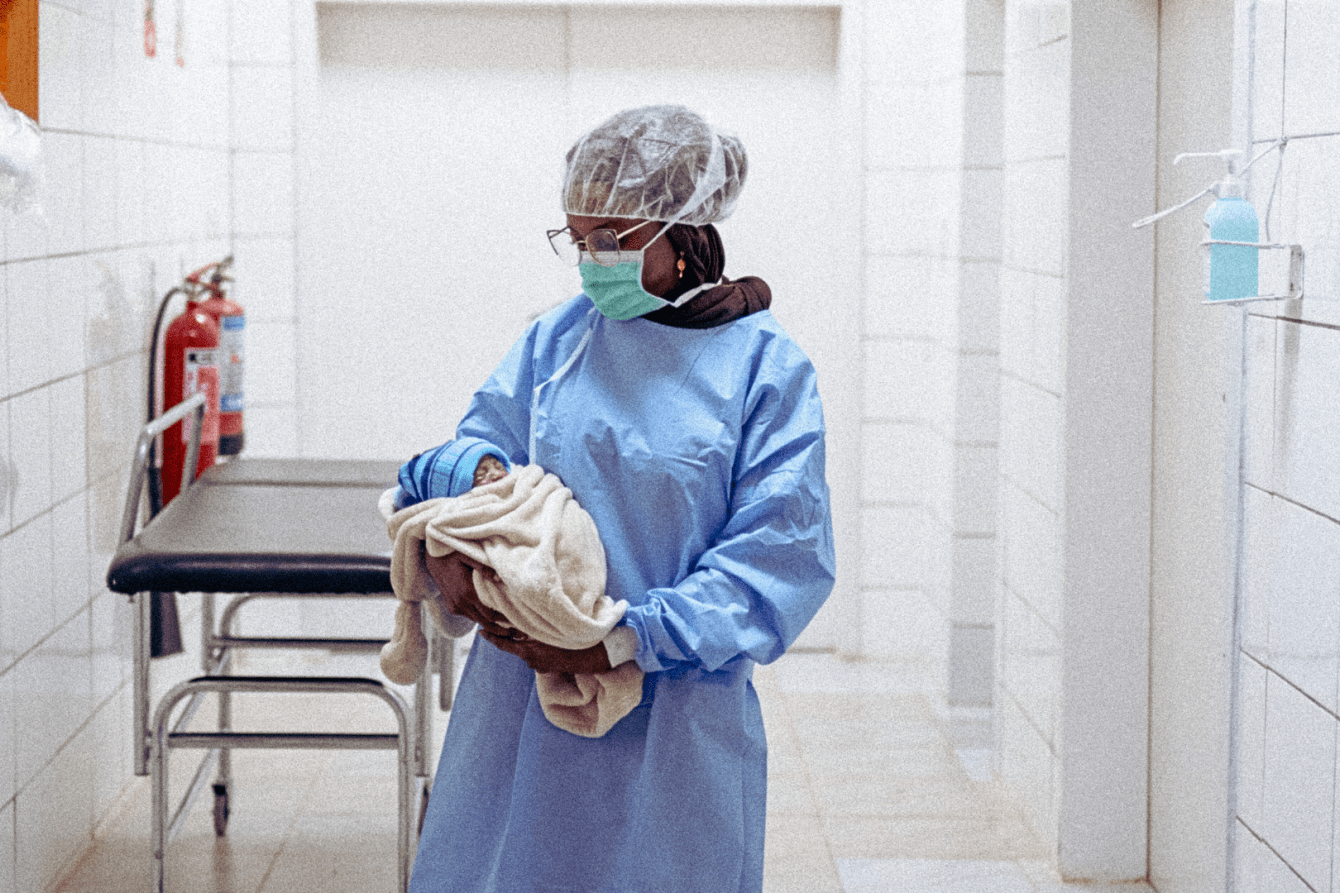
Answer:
[{"left": 396, "top": 437, "right": 511, "bottom": 507}]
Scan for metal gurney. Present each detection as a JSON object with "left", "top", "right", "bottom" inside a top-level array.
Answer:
[{"left": 106, "top": 395, "right": 445, "bottom": 893}]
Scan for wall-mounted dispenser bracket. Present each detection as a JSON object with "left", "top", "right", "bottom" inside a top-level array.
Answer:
[{"left": 1199, "top": 241, "right": 1304, "bottom": 304}]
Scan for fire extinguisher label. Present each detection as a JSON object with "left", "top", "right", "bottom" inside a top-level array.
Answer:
[
  {"left": 218, "top": 314, "right": 245, "bottom": 413},
  {"left": 183, "top": 349, "right": 221, "bottom": 446}
]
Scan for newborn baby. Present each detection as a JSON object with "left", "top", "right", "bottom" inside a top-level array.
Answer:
[{"left": 379, "top": 437, "right": 643, "bottom": 738}]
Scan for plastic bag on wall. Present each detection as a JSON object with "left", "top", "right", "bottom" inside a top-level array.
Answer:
[{"left": 0, "top": 91, "right": 43, "bottom": 217}]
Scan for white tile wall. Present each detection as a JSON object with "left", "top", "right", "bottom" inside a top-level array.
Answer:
[
  {"left": 1001, "top": 159, "right": 1067, "bottom": 277},
  {"left": 83, "top": 21, "right": 119, "bottom": 139},
  {"left": 39, "top": 4, "right": 86, "bottom": 133},
  {"left": 952, "top": 443, "right": 998, "bottom": 535},
  {"left": 865, "top": 81, "right": 965, "bottom": 171},
  {"left": 1245, "top": 315, "right": 1276, "bottom": 490},
  {"left": 88, "top": 588, "right": 126, "bottom": 707},
  {"left": 1251, "top": 1, "right": 1286, "bottom": 143},
  {"left": 0, "top": 669, "right": 13, "bottom": 808},
  {"left": 50, "top": 257, "right": 91, "bottom": 380},
  {"left": 8, "top": 261, "right": 52, "bottom": 393},
  {"left": 993, "top": 0, "right": 1075, "bottom": 858},
  {"left": 865, "top": 169, "right": 962, "bottom": 258},
  {"left": 233, "top": 0, "right": 294, "bottom": 64},
  {"left": 1234, "top": 6, "right": 1340, "bottom": 887},
  {"left": 1237, "top": 655, "right": 1266, "bottom": 835},
  {"left": 864, "top": 256, "right": 956, "bottom": 340},
  {"left": 44, "top": 132, "right": 86, "bottom": 256},
  {"left": 1261, "top": 673, "right": 1335, "bottom": 891},
  {"left": 864, "top": 339, "right": 935, "bottom": 422},
  {"left": 999, "top": 376, "right": 1061, "bottom": 511},
  {"left": 999, "top": 683, "right": 1058, "bottom": 845},
  {"left": 1268, "top": 497, "right": 1340, "bottom": 714},
  {"left": 245, "top": 319, "right": 297, "bottom": 405},
  {"left": 959, "top": 260, "right": 1001, "bottom": 352},
  {"left": 0, "top": 0, "right": 300, "bottom": 885},
  {"left": 1000, "top": 585, "right": 1059, "bottom": 748},
  {"left": 1283, "top": 2, "right": 1340, "bottom": 136},
  {"left": 865, "top": 0, "right": 963, "bottom": 85},
  {"left": 1236, "top": 821, "right": 1313, "bottom": 893},
  {"left": 965, "top": 0, "right": 1003, "bottom": 73},
  {"left": 860, "top": 422, "right": 927, "bottom": 506},
  {"left": 950, "top": 534, "right": 995, "bottom": 622},
  {"left": 862, "top": 0, "right": 1003, "bottom": 707},
  {"left": 1239, "top": 486, "right": 1272, "bottom": 663},
  {"left": 998, "top": 268, "right": 1064, "bottom": 391},
  {"left": 1258, "top": 138, "right": 1340, "bottom": 327},
  {"left": 16, "top": 711, "right": 97, "bottom": 893},
  {"left": 960, "top": 167, "right": 1002, "bottom": 257},
  {"left": 233, "top": 150, "right": 294, "bottom": 237},
  {"left": 229, "top": 237, "right": 295, "bottom": 319},
  {"left": 51, "top": 493, "right": 91, "bottom": 627},
  {"left": 999, "top": 481, "right": 1060, "bottom": 626},
  {"left": 84, "top": 137, "right": 118, "bottom": 253},
  {"left": 963, "top": 74, "right": 1004, "bottom": 169},
  {"left": 8, "top": 388, "right": 52, "bottom": 527},
  {"left": 232, "top": 65, "right": 294, "bottom": 152},
  {"left": 861, "top": 505, "right": 928, "bottom": 593},
  {"left": 92, "top": 689, "right": 132, "bottom": 823},
  {"left": 113, "top": 139, "right": 145, "bottom": 246},
  {"left": 1276, "top": 321, "right": 1340, "bottom": 528},
  {"left": 862, "top": 587, "right": 938, "bottom": 662},
  {"left": 955, "top": 352, "right": 1000, "bottom": 443},
  {"left": 0, "top": 803, "right": 12, "bottom": 893},
  {"left": 1001, "top": 41, "right": 1068, "bottom": 163}
]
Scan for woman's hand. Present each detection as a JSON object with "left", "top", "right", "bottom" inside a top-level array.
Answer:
[
  {"left": 424, "top": 552, "right": 512, "bottom": 638},
  {"left": 479, "top": 631, "right": 614, "bottom": 675},
  {"left": 425, "top": 552, "right": 614, "bottom": 674}
]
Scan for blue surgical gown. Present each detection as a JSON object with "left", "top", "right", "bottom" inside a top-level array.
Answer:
[{"left": 409, "top": 297, "right": 836, "bottom": 893}]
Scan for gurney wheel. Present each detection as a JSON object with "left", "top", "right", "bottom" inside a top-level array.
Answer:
[{"left": 212, "top": 784, "right": 230, "bottom": 836}]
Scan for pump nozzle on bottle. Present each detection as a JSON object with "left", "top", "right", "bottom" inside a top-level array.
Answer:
[
  {"left": 1172, "top": 148, "right": 1242, "bottom": 168},
  {"left": 1175, "top": 149, "right": 1247, "bottom": 201},
  {"left": 1133, "top": 150, "right": 1246, "bottom": 229}
]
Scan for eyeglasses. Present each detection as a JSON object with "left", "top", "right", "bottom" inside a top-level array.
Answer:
[{"left": 546, "top": 220, "right": 656, "bottom": 267}]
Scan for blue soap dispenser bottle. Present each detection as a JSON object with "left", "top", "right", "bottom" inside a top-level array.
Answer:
[{"left": 1202, "top": 162, "right": 1259, "bottom": 303}]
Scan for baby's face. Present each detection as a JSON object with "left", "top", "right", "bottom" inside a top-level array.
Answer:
[{"left": 473, "top": 455, "right": 508, "bottom": 488}]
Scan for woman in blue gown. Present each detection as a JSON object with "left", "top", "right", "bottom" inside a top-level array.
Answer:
[{"left": 408, "top": 105, "right": 836, "bottom": 893}]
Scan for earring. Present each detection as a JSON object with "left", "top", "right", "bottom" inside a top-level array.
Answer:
[{"left": 677, "top": 256, "right": 686, "bottom": 279}]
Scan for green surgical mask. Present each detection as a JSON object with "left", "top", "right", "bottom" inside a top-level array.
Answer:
[
  {"left": 576, "top": 222, "right": 716, "bottom": 320},
  {"left": 579, "top": 259, "right": 666, "bottom": 321}
]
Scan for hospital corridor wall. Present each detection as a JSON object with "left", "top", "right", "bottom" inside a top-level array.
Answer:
[
  {"left": 292, "top": 1, "right": 863, "bottom": 653},
  {"left": 0, "top": 0, "right": 301, "bottom": 889},
  {"left": 1227, "top": 1, "right": 1340, "bottom": 890}
]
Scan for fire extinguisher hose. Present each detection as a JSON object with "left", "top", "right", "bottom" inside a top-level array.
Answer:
[
  {"left": 145, "top": 284, "right": 190, "bottom": 658},
  {"left": 146, "top": 285, "right": 188, "bottom": 518}
]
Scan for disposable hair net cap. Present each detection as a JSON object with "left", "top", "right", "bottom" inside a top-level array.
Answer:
[{"left": 562, "top": 105, "right": 747, "bottom": 226}]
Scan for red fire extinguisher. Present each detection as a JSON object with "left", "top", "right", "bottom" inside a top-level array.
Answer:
[
  {"left": 188, "top": 257, "right": 245, "bottom": 456},
  {"left": 160, "top": 295, "right": 221, "bottom": 504}
]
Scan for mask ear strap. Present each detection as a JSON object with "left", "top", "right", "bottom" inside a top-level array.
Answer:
[{"left": 661, "top": 278, "right": 722, "bottom": 308}]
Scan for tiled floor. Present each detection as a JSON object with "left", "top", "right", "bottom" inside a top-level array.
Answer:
[{"left": 56, "top": 644, "right": 1151, "bottom": 893}]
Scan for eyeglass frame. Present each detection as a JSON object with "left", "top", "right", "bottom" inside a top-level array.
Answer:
[{"left": 546, "top": 219, "right": 660, "bottom": 267}]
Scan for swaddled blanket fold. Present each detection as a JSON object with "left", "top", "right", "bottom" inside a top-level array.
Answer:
[{"left": 379, "top": 464, "right": 643, "bottom": 738}]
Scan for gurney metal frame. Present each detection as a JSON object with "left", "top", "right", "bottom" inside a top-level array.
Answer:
[{"left": 110, "top": 394, "right": 436, "bottom": 893}]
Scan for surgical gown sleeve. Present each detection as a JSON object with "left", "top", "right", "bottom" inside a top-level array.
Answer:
[
  {"left": 452, "top": 318, "right": 543, "bottom": 465},
  {"left": 622, "top": 346, "right": 836, "bottom": 673}
]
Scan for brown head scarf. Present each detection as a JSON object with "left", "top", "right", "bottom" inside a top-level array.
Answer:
[{"left": 642, "top": 224, "right": 771, "bottom": 329}]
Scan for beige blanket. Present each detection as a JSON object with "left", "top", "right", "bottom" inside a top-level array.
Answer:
[{"left": 378, "top": 464, "right": 643, "bottom": 738}]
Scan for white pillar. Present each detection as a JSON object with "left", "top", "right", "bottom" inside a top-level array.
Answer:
[{"left": 1058, "top": 0, "right": 1158, "bottom": 879}]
